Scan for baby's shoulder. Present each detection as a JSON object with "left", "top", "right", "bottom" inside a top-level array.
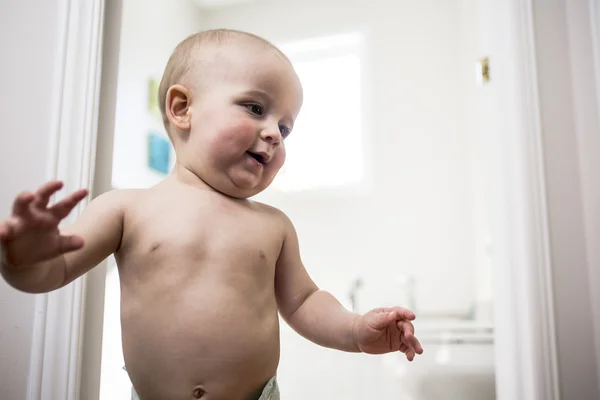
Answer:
[
  {"left": 92, "top": 188, "right": 145, "bottom": 208},
  {"left": 249, "top": 200, "right": 294, "bottom": 230},
  {"left": 84, "top": 188, "right": 150, "bottom": 221}
]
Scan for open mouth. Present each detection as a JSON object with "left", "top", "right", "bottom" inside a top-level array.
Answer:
[{"left": 247, "top": 152, "right": 267, "bottom": 165}]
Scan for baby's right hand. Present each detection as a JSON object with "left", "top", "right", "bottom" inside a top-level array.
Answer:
[{"left": 0, "top": 181, "right": 88, "bottom": 267}]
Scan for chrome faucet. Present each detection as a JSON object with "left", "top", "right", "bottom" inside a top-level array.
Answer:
[
  {"left": 347, "top": 274, "right": 416, "bottom": 313},
  {"left": 348, "top": 276, "right": 364, "bottom": 312}
]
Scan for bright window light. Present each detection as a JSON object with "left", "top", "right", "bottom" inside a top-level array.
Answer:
[{"left": 273, "top": 33, "right": 364, "bottom": 192}]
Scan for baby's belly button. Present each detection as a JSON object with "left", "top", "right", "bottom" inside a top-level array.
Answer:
[{"left": 192, "top": 386, "right": 206, "bottom": 399}]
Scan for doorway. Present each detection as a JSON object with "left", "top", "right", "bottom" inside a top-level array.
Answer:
[{"left": 69, "top": 1, "right": 561, "bottom": 399}]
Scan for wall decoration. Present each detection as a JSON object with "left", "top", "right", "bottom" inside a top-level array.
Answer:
[
  {"left": 148, "top": 78, "right": 161, "bottom": 119},
  {"left": 147, "top": 131, "right": 171, "bottom": 174}
]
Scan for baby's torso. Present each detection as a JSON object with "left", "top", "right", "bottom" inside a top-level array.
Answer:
[{"left": 115, "top": 186, "right": 286, "bottom": 400}]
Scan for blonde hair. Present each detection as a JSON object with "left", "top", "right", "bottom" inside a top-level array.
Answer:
[{"left": 158, "top": 29, "right": 287, "bottom": 129}]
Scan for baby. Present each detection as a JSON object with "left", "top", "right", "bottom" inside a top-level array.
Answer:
[{"left": 0, "top": 29, "right": 422, "bottom": 400}]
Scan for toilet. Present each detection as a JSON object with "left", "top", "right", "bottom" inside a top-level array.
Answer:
[{"left": 381, "top": 320, "right": 496, "bottom": 400}]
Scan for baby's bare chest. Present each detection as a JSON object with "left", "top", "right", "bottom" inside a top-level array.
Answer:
[{"left": 119, "top": 199, "right": 284, "bottom": 283}]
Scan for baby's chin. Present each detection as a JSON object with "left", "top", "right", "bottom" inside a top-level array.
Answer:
[
  {"left": 218, "top": 186, "right": 266, "bottom": 199},
  {"left": 210, "top": 176, "right": 272, "bottom": 199}
]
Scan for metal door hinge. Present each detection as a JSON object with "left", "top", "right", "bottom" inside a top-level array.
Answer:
[{"left": 476, "top": 57, "right": 490, "bottom": 85}]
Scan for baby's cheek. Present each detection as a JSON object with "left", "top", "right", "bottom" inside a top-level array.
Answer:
[
  {"left": 218, "top": 120, "right": 256, "bottom": 148},
  {"left": 270, "top": 148, "right": 286, "bottom": 172}
]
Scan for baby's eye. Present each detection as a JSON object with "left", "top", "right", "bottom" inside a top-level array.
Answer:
[
  {"left": 245, "top": 104, "right": 264, "bottom": 116},
  {"left": 279, "top": 125, "right": 291, "bottom": 139}
]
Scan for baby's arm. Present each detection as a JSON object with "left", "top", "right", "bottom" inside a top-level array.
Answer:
[
  {"left": 274, "top": 213, "right": 359, "bottom": 352},
  {"left": 0, "top": 181, "right": 129, "bottom": 293},
  {"left": 275, "top": 212, "right": 423, "bottom": 359}
]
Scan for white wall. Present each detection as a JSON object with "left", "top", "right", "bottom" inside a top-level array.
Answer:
[
  {"left": 111, "top": 0, "right": 204, "bottom": 190},
  {"left": 203, "top": 0, "right": 483, "bottom": 318},
  {"left": 0, "top": 2, "right": 65, "bottom": 399}
]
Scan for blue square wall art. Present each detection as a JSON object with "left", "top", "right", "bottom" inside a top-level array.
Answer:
[{"left": 148, "top": 132, "right": 171, "bottom": 174}]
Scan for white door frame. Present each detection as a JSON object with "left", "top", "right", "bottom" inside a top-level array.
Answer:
[
  {"left": 483, "top": 0, "right": 559, "bottom": 398},
  {"left": 28, "top": 0, "right": 596, "bottom": 399},
  {"left": 26, "top": 0, "right": 106, "bottom": 399},
  {"left": 582, "top": 0, "right": 600, "bottom": 393}
]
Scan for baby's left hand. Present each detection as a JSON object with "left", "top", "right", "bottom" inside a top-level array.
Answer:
[{"left": 353, "top": 307, "right": 424, "bottom": 361}]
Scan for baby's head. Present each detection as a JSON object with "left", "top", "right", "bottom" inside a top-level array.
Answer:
[{"left": 158, "top": 29, "right": 303, "bottom": 198}]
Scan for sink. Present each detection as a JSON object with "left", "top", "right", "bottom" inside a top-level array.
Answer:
[{"left": 382, "top": 328, "right": 496, "bottom": 400}]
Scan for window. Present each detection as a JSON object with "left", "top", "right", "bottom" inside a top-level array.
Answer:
[{"left": 272, "top": 33, "right": 365, "bottom": 192}]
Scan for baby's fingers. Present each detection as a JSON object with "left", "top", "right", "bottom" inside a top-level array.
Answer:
[
  {"left": 12, "top": 192, "right": 35, "bottom": 216},
  {"left": 412, "top": 337, "right": 423, "bottom": 355},
  {"left": 398, "top": 320, "right": 415, "bottom": 337},
  {"left": 0, "top": 217, "right": 26, "bottom": 241},
  {"left": 387, "top": 306, "right": 416, "bottom": 321},
  {"left": 398, "top": 320, "right": 423, "bottom": 355},
  {"left": 33, "top": 181, "right": 64, "bottom": 208},
  {"left": 49, "top": 189, "right": 88, "bottom": 220},
  {"left": 0, "top": 221, "right": 11, "bottom": 241}
]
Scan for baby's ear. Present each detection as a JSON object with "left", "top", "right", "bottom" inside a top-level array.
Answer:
[{"left": 165, "top": 84, "right": 192, "bottom": 131}]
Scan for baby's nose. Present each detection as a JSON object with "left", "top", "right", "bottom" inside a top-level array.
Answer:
[{"left": 261, "top": 127, "right": 282, "bottom": 145}]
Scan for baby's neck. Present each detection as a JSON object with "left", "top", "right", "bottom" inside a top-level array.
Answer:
[{"left": 167, "top": 163, "right": 217, "bottom": 193}]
